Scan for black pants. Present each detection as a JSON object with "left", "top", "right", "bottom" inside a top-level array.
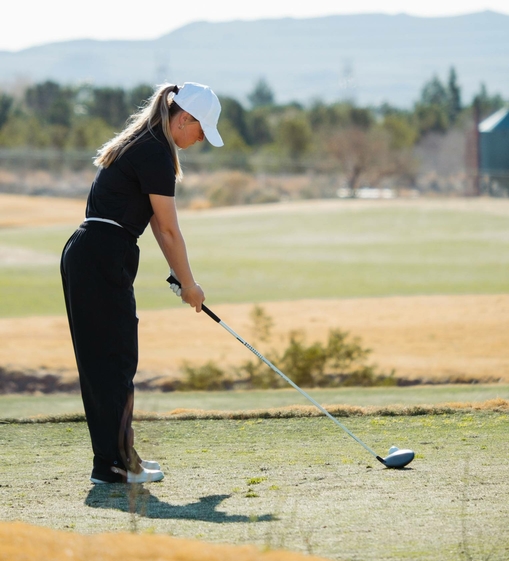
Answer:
[{"left": 61, "top": 221, "right": 141, "bottom": 482}]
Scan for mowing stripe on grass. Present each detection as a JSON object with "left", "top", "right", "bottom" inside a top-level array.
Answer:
[
  {"left": 2, "top": 399, "right": 507, "bottom": 424},
  {"left": 1, "top": 200, "right": 509, "bottom": 316}
]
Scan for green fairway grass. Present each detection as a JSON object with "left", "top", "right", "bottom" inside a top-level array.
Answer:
[
  {"left": 1, "top": 413, "right": 508, "bottom": 560},
  {"left": 1, "top": 384, "right": 508, "bottom": 420},
  {"left": 1, "top": 201, "right": 509, "bottom": 317}
]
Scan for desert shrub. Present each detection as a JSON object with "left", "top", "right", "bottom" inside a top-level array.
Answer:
[
  {"left": 325, "top": 329, "right": 370, "bottom": 372},
  {"left": 206, "top": 171, "right": 255, "bottom": 206},
  {"left": 236, "top": 358, "right": 280, "bottom": 390},
  {"left": 277, "top": 331, "right": 328, "bottom": 386},
  {"left": 249, "top": 304, "right": 274, "bottom": 344},
  {"left": 237, "top": 327, "right": 394, "bottom": 388},
  {"left": 177, "top": 171, "right": 285, "bottom": 209},
  {"left": 178, "top": 307, "right": 396, "bottom": 390},
  {"left": 179, "top": 361, "right": 235, "bottom": 391}
]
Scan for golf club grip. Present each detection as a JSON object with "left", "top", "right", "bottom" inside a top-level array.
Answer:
[{"left": 166, "top": 275, "right": 221, "bottom": 323}]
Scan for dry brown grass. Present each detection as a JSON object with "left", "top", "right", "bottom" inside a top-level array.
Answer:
[
  {"left": 1, "top": 293, "right": 508, "bottom": 387},
  {"left": 7, "top": 398, "right": 508, "bottom": 424},
  {"left": 0, "top": 193, "right": 85, "bottom": 228},
  {"left": 0, "top": 522, "right": 331, "bottom": 561},
  {"left": 146, "top": 398, "right": 509, "bottom": 419}
]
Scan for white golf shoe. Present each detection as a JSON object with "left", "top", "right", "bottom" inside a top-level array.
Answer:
[
  {"left": 140, "top": 459, "right": 161, "bottom": 470},
  {"left": 90, "top": 466, "right": 164, "bottom": 484},
  {"left": 126, "top": 467, "right": 164, "bottom": 483}
]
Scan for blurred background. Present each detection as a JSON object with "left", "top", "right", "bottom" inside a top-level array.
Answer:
[{"left": 0, "top": 4, "right": 508, "bottom": 203}]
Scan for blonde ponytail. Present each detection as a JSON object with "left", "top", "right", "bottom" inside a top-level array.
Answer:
[{"left": 94, "top": 83, "right": 183, "bottom": 181}]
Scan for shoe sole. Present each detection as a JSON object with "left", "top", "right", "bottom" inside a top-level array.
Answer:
[
  {"left": 90, "top": 477, "right": 114, "bottom": 484},
  {"left": 128, "top": 469, "right": 164, "bottom": 483},
  {"left": 90, "top": 470, "right": 164, "bottom": 484}
]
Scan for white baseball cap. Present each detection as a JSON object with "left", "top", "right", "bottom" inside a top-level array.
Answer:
[{"left": 173, "top": 82, "right": 224, "bottom": 147}]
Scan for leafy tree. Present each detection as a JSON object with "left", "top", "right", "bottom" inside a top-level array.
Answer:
[
  {"left": 47, "top": 98, "right": 73, "bottom": 128},
  {"left": 245, "top": 107, "right": 273, "bottom": 146},
  {"left": 0, "top": 93, "right": 13, "bottom": 130},
  {"left": 309, "top": 101, "right": 352, "bottom": 131},
  {"left": 48, "top": 125, "right": 70, "bottom": 149},
  {"left": 382, "top": 114, "right": 418, "bottom": 149},
  {"left": 0, "top": 115, "right": 51, "bottom": 147},
  {"left": 446, "top": 67, "right": 462, "bottom": 124},
  {"left": 209, "top": 120, "right": 250, "bottom": 170},
  {"left": 378, "top": 102, "right": 406, "bottom": 117},
  {"left": 128, "top": 84, "right": 154, "bottom": 112},
  {"left": 349, "top": 106, "right": 374, "bottom": 129},
  {"left": 472, "top": 83, "right": 506, "bottom": 120},
  {"left": 3, "top": 74, "right": 504, "bottom": 177},
  {"left": 420, "top": 75, "right": 448, "bottom": 107},
  {"left": 25, "top": 81, "right": 73, "bottom": 127},
  {"left": 219, "top": 96, "right": 249, "bottom": 144},
  {"left": 216, "top": 120, "right": 249, "bottom": 152},
  {"left": 275, "top": 115, "right": 312, "bottom": 159},
  {"left": 415, "top": 74, "right": 450, "bottom": 134},
  {"left": 414, "top": 103, "right": 449, "bottom": 134},
  {"left": 89, "top": 87, "right": 129, "bottom": 129},
  {"left": 68, "top": 117, "right": 115, "bottom": 149},
  {"left": 25, "top": 80, "right": 60, "bottom": 114},
  {"left": 416, "top": 69, "right": 463, "bottom": 133},
  {"left": 247, "top": 78, "right": 275, "bottom": 108}
]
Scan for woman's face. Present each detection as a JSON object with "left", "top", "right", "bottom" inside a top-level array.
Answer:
[{"left": 171, "top": 111, "right": 205, "bottom": 149}]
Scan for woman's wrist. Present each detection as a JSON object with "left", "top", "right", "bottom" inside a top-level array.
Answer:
[{"left": 181, "top": 282, "right": 198, "bottom": 291}]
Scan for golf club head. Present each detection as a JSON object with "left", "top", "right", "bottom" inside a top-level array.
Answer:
[{"left": 379, "top": 447, "right": 415, "bottom": 468}]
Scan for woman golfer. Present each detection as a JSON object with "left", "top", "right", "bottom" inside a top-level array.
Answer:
[{"left": 61, "top": 82, "right": 223, "bottom": 484}]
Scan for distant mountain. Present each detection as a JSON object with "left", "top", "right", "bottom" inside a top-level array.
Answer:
[{"left": 1, "top": 11, "right": 508, "bottom": 108}]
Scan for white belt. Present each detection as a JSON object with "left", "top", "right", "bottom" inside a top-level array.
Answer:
[{"left": 85, "top": 217, "right": 123, "bottom": 228}]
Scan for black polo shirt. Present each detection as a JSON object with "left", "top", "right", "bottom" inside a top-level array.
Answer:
[{"left": 86, "top": 125, "right": 176, "bottom": 237}]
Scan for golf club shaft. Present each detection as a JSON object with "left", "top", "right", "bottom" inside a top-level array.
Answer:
[{"left": 167, "top": 276, "right": 384, "bottom": 463}]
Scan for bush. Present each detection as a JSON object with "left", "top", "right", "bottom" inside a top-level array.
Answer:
[
  {"left": 177, "top": 307, "right": 396, "bottom": 391},
  {"left": 237, "top": 327, "right": 395, "bottom": 389},
  {"left": 179, "top": 361, "right": 235, "bottom": 391}
]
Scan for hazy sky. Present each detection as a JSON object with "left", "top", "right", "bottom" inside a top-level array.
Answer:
[{"left": 3, "top": 0, "right": 509, "bottom": 52}]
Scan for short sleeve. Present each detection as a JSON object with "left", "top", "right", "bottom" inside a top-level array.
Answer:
[{"left": 126, "top": 140, "right": 176, "bottom": 196}]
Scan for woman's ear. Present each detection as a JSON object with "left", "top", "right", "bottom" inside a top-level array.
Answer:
[
  {"left": 175, "top": 111, "right": 186, "bottom": 130},
  {"left": 180, "top": 111, "right": 192, "bottom": 126}
]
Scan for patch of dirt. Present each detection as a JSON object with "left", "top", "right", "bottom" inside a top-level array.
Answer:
[
  {"left": 1, "top": 294, "right": 508, "bottom": 389},
  {"left": 0, "top": 521, "right": 329, "bottom": 561}
]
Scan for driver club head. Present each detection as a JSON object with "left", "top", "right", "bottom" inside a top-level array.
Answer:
[{"left": 379, "top": 446, "right": 415, "bottom": 468}]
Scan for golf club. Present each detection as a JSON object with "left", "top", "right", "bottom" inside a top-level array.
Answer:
[{"left": 167, "top": 275, "right": 415, "bottom": 469}]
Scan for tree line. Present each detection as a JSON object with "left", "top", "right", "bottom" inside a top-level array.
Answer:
[{"left": 0, "top": 70, "right": 506, "bottom": 186}]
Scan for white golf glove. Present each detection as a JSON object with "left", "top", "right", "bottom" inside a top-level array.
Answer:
[{"left": 168, "top": 269, "right": 182, "bottom": 297}]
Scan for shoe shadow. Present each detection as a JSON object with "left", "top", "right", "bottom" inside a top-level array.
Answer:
[{"left": 85, "top": 486, "right": 275, "bottom": 523}]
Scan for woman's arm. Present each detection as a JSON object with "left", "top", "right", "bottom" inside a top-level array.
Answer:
[{"left": 149, "top": 194, "right": 205, "bottom": 312}]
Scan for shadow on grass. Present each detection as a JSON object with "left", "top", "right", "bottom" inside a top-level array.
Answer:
[{"left": 85, "top": 486, "right": 275, "bottom": 523}]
